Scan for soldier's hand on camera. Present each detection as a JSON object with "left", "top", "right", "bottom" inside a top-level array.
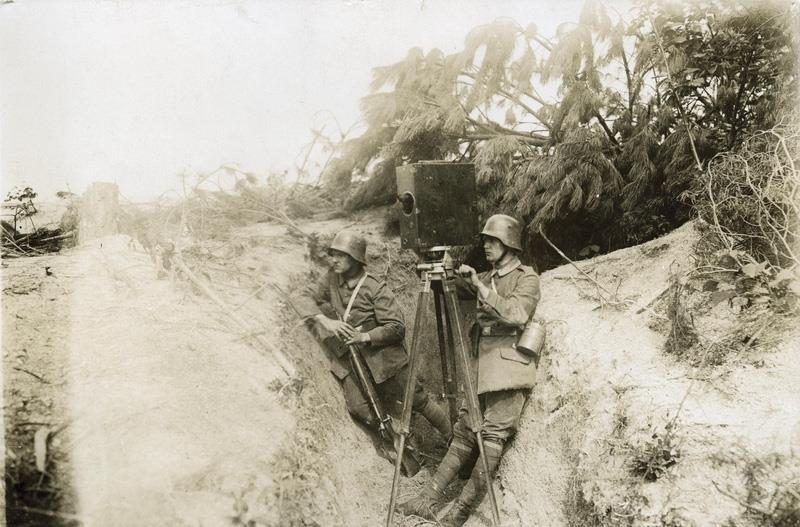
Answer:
[
  {"left": 345, "top": 332, "right": 371, "bottom": 345},
  {"left": 457, "top": 264, "right": 480, "bottom": 286},
  {"left": 317, "top": 316, "right": 356, "bottom": 340},
  {"left": 443, "top": 252, "right": 455, "bottom": 269}
]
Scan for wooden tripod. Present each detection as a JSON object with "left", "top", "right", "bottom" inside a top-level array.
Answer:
[{"left": 385, "top": 249, "right": 500, "bottom": 527}]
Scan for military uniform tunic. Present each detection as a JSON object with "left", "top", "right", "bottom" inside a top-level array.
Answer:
[
  {"left": 294, "top": 269, "right": 409, "bottom": 383},
  {"left": 458, "top": 256, "right": 541, "bottom": 394},
  {"left": 453, "top": 255, "right": 541, "bottom": 445},
  {"left": 293, "top": 269, "right": 427, "bottom": 426}
]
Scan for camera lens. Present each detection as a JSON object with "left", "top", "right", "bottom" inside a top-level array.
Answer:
[{"left": 398, "top": 192, "right": 415, "bottom": 215}]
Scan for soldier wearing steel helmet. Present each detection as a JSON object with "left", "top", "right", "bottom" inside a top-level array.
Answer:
[
  {"left": 293, "top": 230, "right": 452, "bottom": 442},
  {"left": 398, "top": 214, "right": 541, "bottom": 527}
]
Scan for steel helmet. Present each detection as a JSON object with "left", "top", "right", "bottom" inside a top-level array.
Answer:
[
  {"left": 480, "top": 214, "right": 522, "bottom": 251},
  {"left": 329, "top": 231, "right": 367, "bottom": 264}
]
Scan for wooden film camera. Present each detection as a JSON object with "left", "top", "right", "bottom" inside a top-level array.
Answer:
[{"left": 395, "top": 162, "right": 478, "bottom": 251}]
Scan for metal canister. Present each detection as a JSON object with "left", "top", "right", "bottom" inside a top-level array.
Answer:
[{"left": 515, "top": 319, "right": 546, "bottom": 360}]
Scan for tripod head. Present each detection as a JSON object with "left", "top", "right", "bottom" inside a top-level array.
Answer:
[{"left": 415, "top": 246, "right": 454, "bottom": 282}]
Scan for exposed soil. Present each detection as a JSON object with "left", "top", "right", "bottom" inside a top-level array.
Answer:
[
  {"left": 3, "top": 211, "right": 798, "bottom": 527},
  {"left": 3, "top": 252, "right": 79, "bottom": 526},
  {"left": 3, "top": 235, "right": 293, "bottom": 526}
]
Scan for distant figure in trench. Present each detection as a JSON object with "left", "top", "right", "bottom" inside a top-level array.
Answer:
[
  {"left": 398, "top": 214, "right": 542, "bottom": 527},
  {"left": 292, "top": 230, "right": 452, "bottom": 449}
]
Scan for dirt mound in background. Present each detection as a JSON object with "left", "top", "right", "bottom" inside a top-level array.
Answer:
[{"left": 498, "top": 222, "right": 800, "bottom": 527}]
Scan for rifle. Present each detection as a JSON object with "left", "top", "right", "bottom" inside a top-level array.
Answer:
[
  {"left": 283, "top": 274, "right": 420, "bottom": 476},
  {"left": 345, "top": 336, "right": 421, "bottom": 477}
]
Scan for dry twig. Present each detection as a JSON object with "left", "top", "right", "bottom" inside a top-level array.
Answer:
[
  {"left": 172, "top": 255, "right": 296, "bottom": 377},
  {"left": 539, "top": 227, "right": 668, "bottom": 320}
]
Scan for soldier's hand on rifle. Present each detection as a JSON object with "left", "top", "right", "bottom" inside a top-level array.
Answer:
[
  {"left": 345, "top": 332, "right": 371, "bottom": 345},
  {"left": 316, "top": 316, "right": 356, "bottom": 340}
]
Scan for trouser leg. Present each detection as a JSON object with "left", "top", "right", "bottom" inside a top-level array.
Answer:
[
  {"left": 440, "top": 389, "right": 528, "bottom": 526},
  {"left": 396, "top": 411, "right": 474, "bottom": 519},
  {"left": 381, "top": 365, "right": 453, "bottom": 439},
  {"left": 340, "top": 374, "right": 376, "bottom": 428},
  {"left": 440, "top": 440, "right": 504, "bottom": 527}
]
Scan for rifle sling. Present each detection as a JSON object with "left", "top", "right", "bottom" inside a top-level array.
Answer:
[
  {"left": 331, "top": 272, "right": 382, "bottom": 397},
  {"left": 342, "top": 272, "right": 369, "bottom": 323}
]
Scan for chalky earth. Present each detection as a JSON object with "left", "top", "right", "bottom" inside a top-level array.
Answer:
[{"left": 3, "top": 210, "right": 798, "bottom": 526}]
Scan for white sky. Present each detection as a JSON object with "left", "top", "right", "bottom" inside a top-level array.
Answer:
[{"left": 0, "top": 0, "right": 600, "bottom": 202}]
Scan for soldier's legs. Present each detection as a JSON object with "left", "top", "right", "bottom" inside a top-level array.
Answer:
[
  {"left": 481, "top": 389, "right": 527, "bottom": 445},
  {"left": 397, "top": 409, "right": 475, "bottom": 519},
  {"left": 440, "top": 389, "right": 528, "bottom": 527},
  {"left": 381, "top": 365, "right": 452, "bottom": 439},
  {"left": 340, "top": 374, "right": 376, "bottom": 428}
]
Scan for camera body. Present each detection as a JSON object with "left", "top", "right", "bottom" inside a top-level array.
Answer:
[{"left": 395, "top": 162, "right": 478, "bottom": 251}]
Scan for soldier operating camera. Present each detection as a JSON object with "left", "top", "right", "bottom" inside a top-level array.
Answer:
[{"left": 398, "top": 214, "right": 542, "bottom": 526}]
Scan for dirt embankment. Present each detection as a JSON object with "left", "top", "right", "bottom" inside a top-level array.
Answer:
[
  {"left": 498, "top": 222, "right": 800, "bottom": 527},
  {"left": 227, "top": 213, "right": 799, "bottom": 526},
  {"left": 4, "top": 234, "right": 294, "bottom": 526},
  {"left": 4, "top": 211, "right": 798, "bottom": 527},
  {"left": 260, "top": 215, "right": 799, "bottom": 527},
  {"left": 3, "top": 252, "right": 79, "bottom": 526}
]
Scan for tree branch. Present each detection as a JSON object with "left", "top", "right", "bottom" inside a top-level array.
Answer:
[
  {"left": 648, "top": 11, "right": 704, "bottom": 173},
  {"left": 460, "top": 71, "right": 550, "bottom": 107},
  {"left": 461, "top": 133, "right": 549, "bottom": 146},
  {"left": 594, "top": 112, "right": 620, "bottom": 146},
  {"left": 620, "top": 46, "right": 634, "bottom": 114},
  {"left": 464, "top": 114, "right": 550, "bottom": 143},
  {"left": 532, "top": 34, "right": 554, "bottom": 52}
]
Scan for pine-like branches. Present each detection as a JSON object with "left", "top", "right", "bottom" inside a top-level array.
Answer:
[{"left": 316, "top": 0, "right": 797, "bottom": 264}]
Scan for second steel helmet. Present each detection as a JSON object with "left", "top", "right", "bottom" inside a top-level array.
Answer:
[
  {"left": 480, "top": 214, "right": 522, "bottom": 251},
  {"left": 329, "top": 231, "right": 367, "bottom": 264}
]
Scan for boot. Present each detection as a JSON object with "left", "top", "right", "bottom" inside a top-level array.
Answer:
[
  {"left": 457, "top": 448, "right": 478, "bottom": 480},
  {"left": 439, "top": 443, "right": 503, "bottom": 527},
  {"left": 419, "top": 398, "right": 453, "bottom": 439},
  {"left": 396, "top": 441, "right": 473, "bottom": 519},
  {"left": 395, "top": 483, "right": 442, "bottom": 521},
  {"left": 439, "top": 499, "right": 472, "bottom": 527}
]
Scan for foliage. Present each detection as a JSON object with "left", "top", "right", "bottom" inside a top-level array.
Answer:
[
  {"left": 702, "top": 251, "right": 800, "bottom": 315},
  {"left": 641, "top": 0, "right": 797, "bottom": 149},
  {"left": 5, "top": 186, "right": 38, "bottom": 231},
  {"left": 321, "top": 0, "right": 797, "bottom": 269},
  {"left": 664, "top": 272, "right": 698, "bottom": 355},
  {"left": 122, "top": 166, "right": 338, "bottom": 251},
  {"left": 692, "top": 125, "right": 800, "bottom": 269},
  {"left": 713, "top": 448, "right": 800, "bottom": 527},
  {"left": 629, "top": 421, "right": 680, "bottom": 482}
]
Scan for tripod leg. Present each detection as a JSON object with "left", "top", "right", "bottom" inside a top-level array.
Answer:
[
  {"left": 386, "top": 280, "right": 430, "bottom": 527},
  {"left": 439, "top": 282, "right": 460, "bottom": 423},
  {"left": 441, "top": 283, "right": 501, "bottom": 527},
  {"left": 432, "top": 282, "right": 458, "bottom": 424}
]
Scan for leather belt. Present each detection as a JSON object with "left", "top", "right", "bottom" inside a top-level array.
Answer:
[{"left": 480, "top": 326, "right": 520, "bottom": 337}]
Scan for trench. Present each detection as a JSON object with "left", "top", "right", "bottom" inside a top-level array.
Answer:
[{"left": 3, "top": 253, "right": 80, "bottom": 526}]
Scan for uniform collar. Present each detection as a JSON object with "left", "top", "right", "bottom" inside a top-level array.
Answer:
[
  {"left": 491, "top": 255, "right": 521, "bottom": 278},
  {"left": 337, "top": 267, "right": 366, "bottom": 288}
]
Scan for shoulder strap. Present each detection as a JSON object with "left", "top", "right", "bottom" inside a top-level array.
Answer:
[
  {"left": 342, "top": 272, "right": 369, "bottom": 323},
  {"left": 329, "top": 274, "right": 346, "bottom": 315}
]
